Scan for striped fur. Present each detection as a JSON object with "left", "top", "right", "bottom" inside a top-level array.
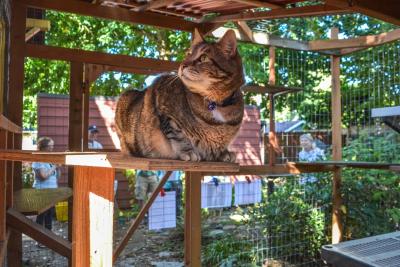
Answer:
[{"left": 115, "top": 30, "right": 244, "bottom": 162}]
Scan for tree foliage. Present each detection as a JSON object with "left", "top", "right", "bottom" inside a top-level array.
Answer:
[{"left": 23, "top": 10, "right": 398, "bottom": 130}]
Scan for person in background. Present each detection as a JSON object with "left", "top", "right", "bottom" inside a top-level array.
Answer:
[
  {"left": 88, "top": 125, "right": 103, "bottom": 149},
  {"left": 299, "top": 133, "right": 326, "bottom": 162},
  {"left": 32, "top": 137, "right": 58, "bottom": 231},
  {"left": 135, "top": 170, "right": 160, "bottom": 210},
  {"left": 88, "top": 125, "right": 118, "bottom": 202},
  {"left": 163, "top": 171, "right": 183, "bottom": 217},
  {"left": 298, "top": 133, "right": 326, "bottom": 184}
]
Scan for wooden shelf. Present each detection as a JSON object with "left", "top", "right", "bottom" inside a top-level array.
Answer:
[
  {"left": 0, "top": 150, "right": 239, "bottom": 172},
  {"left": 294, "top": 161, "right": 399, "bottom": 170},
  {"left": 203, "top": 161, "right": 400, "bottom": 176},
  {"left": 14, "top": 188, "right": 72, "bottom": 215},
  {"left": 242, "top": 84, "right": 303, "bottom": 96},
  {"left": 1, "top": 150, "right": 397, "bottom": 174}
]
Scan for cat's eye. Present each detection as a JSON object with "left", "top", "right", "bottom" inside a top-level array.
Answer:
[{"left": 199, "top": 54, "right": 210, "bottom": 62}]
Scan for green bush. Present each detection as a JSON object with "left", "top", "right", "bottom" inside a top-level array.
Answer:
[{"left": 342, "top": 133, "right": 400, "bottom": 239}]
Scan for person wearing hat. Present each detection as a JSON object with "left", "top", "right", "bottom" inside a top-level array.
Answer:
[{"left": 88, "top": 125, "right": 103, "bottom": 149}]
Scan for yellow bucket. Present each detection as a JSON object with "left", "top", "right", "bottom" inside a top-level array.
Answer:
[{"left": 55, "top": 201, "right": 68, "bottom": 222}]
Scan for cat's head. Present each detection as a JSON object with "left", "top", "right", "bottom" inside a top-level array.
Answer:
[{"left": 178, "top": 29, "right": 244, "bottom": 102}]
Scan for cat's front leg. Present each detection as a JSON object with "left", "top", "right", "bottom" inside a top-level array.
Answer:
[{"left": 218, "top": 150, "right": 236, "bottom": 163}]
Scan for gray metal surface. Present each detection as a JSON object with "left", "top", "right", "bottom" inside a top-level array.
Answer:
[{"left": 322, "top": 232, "right": 400, "bottom": 267}]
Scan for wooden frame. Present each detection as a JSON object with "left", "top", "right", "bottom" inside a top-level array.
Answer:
[
  {"left": 330, "top": 27, "right": 343, "bottom": 244},
  {"left": 309, "top": 28, "right": 400, "bottom": 51},
  {"left": 204, "top": 4, "right": 352, "bottom": 23},
  {"left": 326, "top": 0, "right": 400, "bottom": 26},
  {"left": 3, "top": 0, "right": 400, "bottom": 266},
  {"left": 26, "top": 44, "right": 180, "bottom": 74}
]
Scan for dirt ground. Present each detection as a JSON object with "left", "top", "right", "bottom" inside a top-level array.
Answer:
[{"left": 21, "top": 218, "right": 184, "bottom": 267}]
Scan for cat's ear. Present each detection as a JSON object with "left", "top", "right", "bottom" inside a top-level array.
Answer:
[
  {"left": 218, "top": 29, "right": 237, "bottom": 57},
  {"left": 191, "top": 28, "right": 204, "bottom": 47}
]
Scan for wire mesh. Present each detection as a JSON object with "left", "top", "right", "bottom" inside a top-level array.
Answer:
[{"left": 202, "top": 174, "right": 332, "bottom": 267}]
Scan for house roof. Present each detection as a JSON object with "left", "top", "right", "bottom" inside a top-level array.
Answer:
[{"left": 263, "top": 120, "right": 305, "bottom": 133}]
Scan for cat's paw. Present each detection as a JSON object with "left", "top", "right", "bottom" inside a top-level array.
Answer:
[
  {"left": 179, "top": 151, "right": 201, "bottom": 162},
  {"left": 219, "top": 151, "right": 236, "bottom": 163}
]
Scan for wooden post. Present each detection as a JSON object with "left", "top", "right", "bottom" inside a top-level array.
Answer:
[
  {"left": 330, "top": 27, "right": 343, "bottom": 244},
  {"left": 7, "top": 1, "right": 26, "bottom": 266},
  {"left": 0, "top": 130, "right": 6, "bottom": 242},
  {"left": 268, "top": 46, "right": 277, "bottom": 166},
  {"left": 69, "top": 62, "right": 85, "bottom": 152},
  {"left": 72, "top": 166, "right": 114, "bottom": 267},
  {"left": 83, "top": 64, "right": 105, "bottom": 151},
  {"left": 68, "top": 61, "right": 84, "bottom": 266},
  {"left": 184, "top": 171, "right": 202, "bottom": 267},
  {"left": 5, "top": 133, "right": 13, "bottom": 208}
]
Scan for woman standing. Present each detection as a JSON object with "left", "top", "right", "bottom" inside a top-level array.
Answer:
[{"left": 32, "top": 137, "right": 58, "bottom": 230}]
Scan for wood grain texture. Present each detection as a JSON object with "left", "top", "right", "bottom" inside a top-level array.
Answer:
[
  {"left": 0, "top": 130, "right": 6, "bottom": 242},
  {"left": 241, "top": 84, "right": 302, "bottom": 95},
  {"left": 72, "top": 166, "right": 114, "bottom": 267},
  {"left": 6, "top": 208, "right": 71, "bottom": 258},
  {"left": 8, "top": 1, "right": 26, "bottom": 265},
  {"left": 208, "top": 4, "right": 352, "bottom": 23},
  {"left": 26, "top": 44, "right": 180, "bottom": 74},
  {"left": 330, "top": 27, "right": 343, "bottom": 244},
  {"left": 0, "top": 114, "right": 22, "bottom": 133},
  {"left": 0, "top": 150, "right": 240, "bottom": 172},
  {"left": 184, "top": 172, "right": 202, "bottom": 267},
  {"left": 20, "top": 0, "right": 199, "bottom": 32},
  {"left": 310, "top": 28, "right": 400, "bottom": 51}
]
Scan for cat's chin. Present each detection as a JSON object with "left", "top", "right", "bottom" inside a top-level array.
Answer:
[{"left": 180, "top": 78, "right": 209, "bottom": 96}]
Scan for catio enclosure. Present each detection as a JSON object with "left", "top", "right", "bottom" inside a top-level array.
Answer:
[{"left": 0, "top": 0, "right": 400, "bottom": 267}]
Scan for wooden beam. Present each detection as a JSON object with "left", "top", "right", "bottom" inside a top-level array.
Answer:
[
  {"left": 113, "top": 171, "right": 172, "bottom": 262},
  {"left": 0, "top": 150, "right": 240, "bottom": 172},
  {"left": 235, "top": 21, "right": 254, "bottom": 42},
  {"left": 206, "top": 4, "right": 352, "bottom": 23},
  {"left": 0, "top": 231, "right": 10, "bottom": 264},
  {"left": 72, "top": 166, "right": 114, "bottom": 267},
  {"left": 390, "top": 166, "right": 400, "bottom": 173},
  {"left": 6, "top": 208, "right": 72, "bottom": 258},
  {"left": 330, "top": 27, "right": 343, "bottom": 244},
  {"left": 25, "top": 44, "right": 180, "bottom": 74},
  {"left": 242, "top": 84, "right": 303, "bottom": 95},
  {"left": 20, "top": 0, "right": 200, "bottom": 32},
  {"left": 184, "top": 171, "right": 202, "bottom": 267},
  {"left": 26, "top": 18, "right": 50, "bottom": 31},
  {"left": 339, "top": 46, "right": 369, "bottom": 55},
  {"left": 134, "top": 0, "right": 181, "bottom": 12},
  {"left": 25, "top": 27, "right": 41, "bottom": 42},
  {"left": 309, "top": 28, "right": 400, "bottom": 51},
  {"left": 327, "top": 0, "right": 400, "bottom": 26},
  {"left": 0, "top": 114, "right": 22, "bottom": 134},
  {"left": 211, "top": 27, "right": 340, "bottom": 55},
  {"left": 268, "top": 46, "right": 277, "bottom": 166},
  {"left": 69, "top": 62, "right": 85, "bottom": 152},
  {"left": 0, "top": 131, "right": 6, "bottom": 242},
  {"left": 230, "top": 0, "right": 283, "bottom": 9}
]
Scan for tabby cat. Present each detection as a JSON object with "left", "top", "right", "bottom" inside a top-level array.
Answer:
[{"left": 115, "top": 29, "right": 244, "bottom": 162}]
